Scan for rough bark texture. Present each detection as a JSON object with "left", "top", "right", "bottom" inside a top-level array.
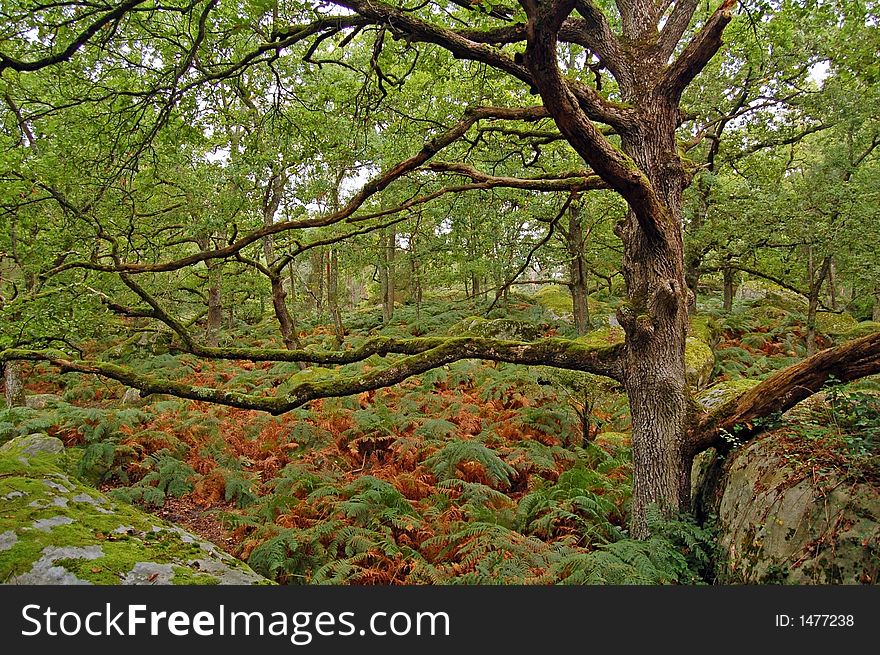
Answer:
[
  {"left": 722, "top": 266, "right": 735, "bottom": 312},
  {"left": 4, "top": 361, "right": 26, "bottom": 407}
]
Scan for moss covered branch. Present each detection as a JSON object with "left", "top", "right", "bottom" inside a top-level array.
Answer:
[
  {"left": 688, "top": 331, "right": 880, "bottom": 454},
  {"left": 1, "top": 336, "right": 624, "bottom": 414}
]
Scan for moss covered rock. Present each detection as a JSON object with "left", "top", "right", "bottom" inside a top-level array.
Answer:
[
  {"left": 693, "top": 436, "right": 880, "bottom": 584},
  {"left": 685, "top": 337, "right": 715, "bottom": 390},
  {"left": 0, "top": 435, "right": 270, "bottom": 585},
  {"left": 816, "top": 311, "right": 858, "bottom": 336},
  {"left": 838, "top": 321, "right": 880, "bottom": 342},
  {"left": 449, "top": 316, "right": 545, "bottom": 341},
  {"left": 696, "top": 378, "right": 761, "bottom": 410},
  {"left": 531, "top": 285, "right": 610, "bottom": 321}
]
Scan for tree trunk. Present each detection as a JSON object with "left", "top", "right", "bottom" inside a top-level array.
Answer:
[
  {"left": 805, "top": 255, "right": 830, "bottom": 356},
  {"left": 205, "top": 263, "right": 222, "bottom": 348},
  {"left": 327, "top": 248, "right": 344, "bottom": 345},
  {"left": 617, "top": 102, "right": 691, "bottom": 538},
  {"left": 568, "top": 202, "right": 590, "bottom": 335},
  {"left": 270, "top": 274, "right": 301, "bottom": 351},
  {"left": 722, "top": 266, "right": 735, "bottom": 312},
  {"left": 470, "top": 272, "right": 480, "bottom": 300},
  {"left": 4, "top": 361, "right": 25, "bottom": 407},
  {"left": 874, "top": 289, "right": 880, "bottom": 323},
  {"left": 828, "top": 259, "right": 837, "bottom": 311},
  {"left": 380, "top": 229, "right": 395, "bottom": 323}
]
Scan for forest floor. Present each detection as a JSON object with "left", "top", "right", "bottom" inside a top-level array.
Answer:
[{"left": 2, "top": 287, "right": 878, "bottom": 584}]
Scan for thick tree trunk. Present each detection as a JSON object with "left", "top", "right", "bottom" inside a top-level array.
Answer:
[
  {"left": 618, "top": 102, "right": 691, "bottom": 538},
  {"left": 568, "top": 203, "right": 590, "bottom": 335},
  {"left": 4, "top": 361, "right": 25, "bottom": 407}
]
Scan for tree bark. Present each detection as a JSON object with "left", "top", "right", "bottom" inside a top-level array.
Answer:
[
  {"left": 380, "top": 229, "right": 395, "bottom": 322},
  {"left": 205, "top": 262, "right": 222, "bottom": 348},
  {"left": 327, "top": 247, "right": 344, "bottom": 345},
  {"left": 874, "top": 289, "right": 880, "bottom": 323},
  {"left": 4, "top": 361, "right": 25, "bottom": 407},
  {"left": 568, "top": 202, "right": 590, "bottom": 335},
  {"left": 722, "top": 266, "right": 735, "bottom": 312}
]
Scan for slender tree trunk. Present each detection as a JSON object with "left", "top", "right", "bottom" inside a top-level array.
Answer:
[
  {"left": 828, "top": 259, "right": 838, "bottom": 310},
  {"left": 567, "top": 203, "right": 590, "bottom": 335},
  {"left": 380, "top": 229, "right": 395, "bottom": 322},
  {"left": 874, "top": 289, "right": 880, "bottom": 323},
  {"left": 4, "top": 361, "right": 25, "bottom": 407},
  {"left": 805, "top": 255, "right": 831, "bottom": 356},
  {"left": 205, "top": 262, "right": 222, "bottom": 347},
  {"left": 471, "top": 272, "right": 480, "bottom": 300},
  {"left": 327, "top": 248, "right": 344, "bottom": 344},
  {"left": 310, "top": 249, "right": 325, "bottom": 317},
  {"left": 722, "top": 266, "right": 735, "bottom": 312}
]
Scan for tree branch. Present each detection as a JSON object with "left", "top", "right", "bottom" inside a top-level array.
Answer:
[{"left": 688, "top": 331, "right": 880, "bottom": 454}]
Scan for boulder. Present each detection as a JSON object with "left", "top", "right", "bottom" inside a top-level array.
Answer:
[
  {"left": 449, "top": 316, "right": 545, "bottom": 341},
  {"left": 693, "top": 436, "right": 880, "bottom": 584},
  {"left": 121, "top": 387, "right": 144, "bottom": 406},
  {"left": 24, "top": 394, "right": 62, "bottom": 410},
  {"left": 0, "top": 437, "right": 270, "bottom": 585},
  {"left": 696, "top": 378, "right": 761, "bottom": 410},
  {"left": 0, "top": 433, "right": 64, "bottom": 458},
  {"left": 685, "top": 337, "right": 715, "bottom": 390},
  {"left": 815, "top": 311, "right": 858, "bottom": 336}
]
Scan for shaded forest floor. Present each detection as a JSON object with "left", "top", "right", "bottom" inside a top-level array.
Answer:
[{"left": 2, "top": 286, "right": 878, "bottom": 584}]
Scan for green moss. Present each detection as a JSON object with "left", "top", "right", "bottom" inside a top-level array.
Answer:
[
  {"left": 839, "top": 321, "right": 880, "bottom": 341},
  {"left": 689, "top": 315, "right": 717, "bottom": 344},
  {"left": 0, "top": 443, "right": 268, "bottom": 584},
  {"left": 575, "top": 327, "right": 625, "bottom": 350},
  {"left": 533, "top": 285, "right": 574, "bottom": 315},
  {"left": 171, "top": 565, "right": 221, "bottom": 585},
  {"left": 684, "top": 337, "right": 714, "bottom": 388},
  {"left": 815, "top": 311, "right": 858, "bottom": 336}
]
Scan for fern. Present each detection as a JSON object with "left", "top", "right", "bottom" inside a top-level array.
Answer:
[{"left": 424, "top": 440, "right": 516, "bottom": 488}]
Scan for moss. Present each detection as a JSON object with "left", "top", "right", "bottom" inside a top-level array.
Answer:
[
  {"left": 689, "top": 315, "right": 717, "bottom": 344},
  {"left": 575, "top": 326, "right": 625, "bottom": 350},
  {"left": 531, "top": 285, "right": 609, "bottom": 318},
  {"left": 0, "top": 443, "right": 268, "bottom": 585},
  {"left": 171, "top": 565, "right": 221, "bottom": 585},
  {"left": 815, "top": 311, "right": 858, "bottom": 335},
  {"left": 684, "top": 337, "right": 714, "bottom": 388},
  {"left": 696, "top": 378, "right": 761, "bottom": 410},
  {"left": 840, "top": 321, "right": 880, "bottom": 341}
]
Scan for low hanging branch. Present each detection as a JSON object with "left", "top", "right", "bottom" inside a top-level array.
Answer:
[{"left": 0, "top": 335, "right": 625, "bottom": 414}]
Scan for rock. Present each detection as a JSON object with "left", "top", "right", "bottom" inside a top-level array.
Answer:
[
  {"left": 24, "top": 394, "right": 62, "bottom": 410},
  {"left": 0, "top": 434, "right": 64, "bottom": 457},
  {"left": 121, "top": 387, "right": 144, "bottom": 406},
  {"left": 0, "top": 437, "right": 271, "bottom": 585},
  {"left": 693, "top": 436, "right": 880, "bottom": 584},
  {"left": 685, "top": 337, "right": 715, "bottom": 390},
  {"left": 696, "top": 379, "right": 761, "bottom": 410},
  {"left": 689, "top": 315, "right": 719, "bottom": 346},
  {"left": 449, "top": 316, "right": 545, "bottom": 341},
  {"left": 838, "top": 321, "right": 880, "bottom": 343},
  {"left": 531, "top": 285, "right": 610, "bottom": 322},
  {"left": 815, "top": 311, "right": 857, "bottom": 336}
]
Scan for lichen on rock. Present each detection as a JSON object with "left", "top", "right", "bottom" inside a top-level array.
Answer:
[{"left": 0, "top": 434, "right": 270, "bottom": 585}]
